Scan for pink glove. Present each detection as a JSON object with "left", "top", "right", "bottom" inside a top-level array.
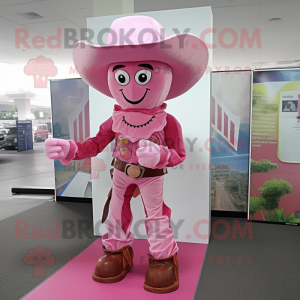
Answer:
[
  {"left": 44, "top": 138, "right": 70, "bottom": 160},
  {"left": 136, "top": 139, "right": 171, "bottom": 169},
  {"left": 136, "top": 139, "right": 160, "bottom": 168}
]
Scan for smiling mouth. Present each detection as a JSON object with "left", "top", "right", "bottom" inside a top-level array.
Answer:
[{"left": 119, "top": 88, "right": 150, "bottom": 105}]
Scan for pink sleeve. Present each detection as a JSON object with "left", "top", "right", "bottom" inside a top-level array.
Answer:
[
  {"left": 59, "top": 140, "right": 78, "bottom": 166},
  {"left": 156, "top": 114, "right": 186, "bottom": 168},
  {"left": 60, "top": 117, "right": 115, "bottom": 165}
]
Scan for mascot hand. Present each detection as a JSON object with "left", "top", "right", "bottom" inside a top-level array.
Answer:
[
  {"left": 136, "top": 139, "right": 161, "bottom": 168},
  {"left": 44, "top": 138, "right": 70, "bottom": 160}
]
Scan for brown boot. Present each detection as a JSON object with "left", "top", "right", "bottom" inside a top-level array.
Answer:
[
  {"left": 144, "top": 253, "right": 179, "bottom": 293},
  {"left": 92, "top": 246, "right": 134, "bottom": 283}
]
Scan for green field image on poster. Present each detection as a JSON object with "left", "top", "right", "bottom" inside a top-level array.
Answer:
[{"left": 249, "top": 69, "right": 300, "bottom": 223}]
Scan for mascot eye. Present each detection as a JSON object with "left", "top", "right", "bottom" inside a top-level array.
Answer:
[
  {"left": 135, "top": 69, "right": 152, "bottom": 85},
  {"left": 115, "top": 70, "right": 130, "bottom": 86}
]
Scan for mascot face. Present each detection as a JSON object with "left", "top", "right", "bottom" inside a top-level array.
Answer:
[{"left": 108, "top": 61, "right": 172, "bottom": 110}]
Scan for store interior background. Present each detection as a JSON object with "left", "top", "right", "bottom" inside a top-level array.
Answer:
[{"left": 0, "top": 0, "right": 299, "bottom": 193}]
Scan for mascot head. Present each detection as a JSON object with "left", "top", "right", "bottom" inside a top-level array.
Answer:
[{"left": 73, "top": 15, "right": 208, "bottom": 110}]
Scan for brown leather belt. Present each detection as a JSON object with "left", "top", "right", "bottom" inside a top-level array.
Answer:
[
  {"left": 112, "top": 158, "right": 167, "bottom": 179},
  {"left": 102, "top": 159, "right": 167, "bottom": 223}
]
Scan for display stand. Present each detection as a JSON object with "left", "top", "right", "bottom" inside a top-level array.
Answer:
[
  {"left": 248, "top": 67, "right": 300, "bottom": 225},
  {"left": 50, "top": 78, "right": 92, "bottom": 203},
  {"left": 11, "top": 187, "right": 54, "bottom": 195},
  {"left": 211, "top": 70, "right": 252, "bottom": 219},
  {"left": 212, "top": 210, "right": 247, "bottom": 218},
  {"left": 16, "top": 120, "right": 33, "bottom": 152}
]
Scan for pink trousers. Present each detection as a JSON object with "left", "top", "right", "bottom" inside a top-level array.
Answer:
[{"left": 102, "top": 168, "right": 178, "bottom": 259}]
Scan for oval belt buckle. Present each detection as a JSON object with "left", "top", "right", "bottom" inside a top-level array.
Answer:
[{"left": 125, "top": 164, "right": 145, "bottom": 180}]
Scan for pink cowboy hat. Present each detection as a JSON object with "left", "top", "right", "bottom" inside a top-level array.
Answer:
[{"left": 73, "top": 15, "right": 209, "bottom": 100}]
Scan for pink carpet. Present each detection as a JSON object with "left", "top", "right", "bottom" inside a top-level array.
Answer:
[{"left": 23, "top": 238, "right": 207, "bottom": 300}]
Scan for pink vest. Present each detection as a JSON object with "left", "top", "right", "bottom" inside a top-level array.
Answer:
[
  {"left": 112, "top": 131, "right": 166, "bottom": 164},
  {"left": 111, "top": 103, "right": 167, "bottom": 164}
]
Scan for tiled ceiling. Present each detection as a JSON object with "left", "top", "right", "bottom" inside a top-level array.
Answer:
[
  {"left": 0, "top": 0, "right": 93, "bottom": 65},
  {"left": 0, "top": 0, "right": 298, "bottom": 71},
  {"left": 135, "top": 0, "right": 300, "bottom": 70}
]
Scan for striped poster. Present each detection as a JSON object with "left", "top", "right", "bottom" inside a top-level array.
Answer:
[{"left": 211, "top": 94, "right": 240, "bottom": 151}]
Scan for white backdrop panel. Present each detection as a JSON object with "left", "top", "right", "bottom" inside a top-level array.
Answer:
[{"left": 88, "top": 7, "right": 212, "bottom": 244}]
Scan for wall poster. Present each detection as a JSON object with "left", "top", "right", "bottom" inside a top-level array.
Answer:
[
  {"left": 249, "top": 68, "right": 300, "bottom": 224},
  {"left": 50, "top": 78, "right": 92, "bottom": 200},
  {"left": 211, "top": 71, "right": 252, "bottom": 212}
]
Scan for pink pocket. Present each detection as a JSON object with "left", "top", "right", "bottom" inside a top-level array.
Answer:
[{"left": 118, "top": 136, "right": 132, "bottom": 160}]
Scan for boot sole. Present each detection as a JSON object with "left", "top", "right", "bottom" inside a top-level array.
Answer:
[
  {"left": 92, "top": 266, "right": 131, "bottom": 283},
  {"left": 144, "top": 278, "right": 179, "bottom": 294}
]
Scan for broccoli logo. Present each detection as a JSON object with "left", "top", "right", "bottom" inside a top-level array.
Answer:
[
  {"left": 24, "top": 56, "right": 57, "bottom": 88},
  {"left": 91, "top": 157, "right": 106, "bottom": 179},
  {"left": 24, "top": 246, "right": 55, "bottom": 277}
]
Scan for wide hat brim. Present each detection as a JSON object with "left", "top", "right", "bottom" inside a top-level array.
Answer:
[{"left": 73, "top": 33, "right": 209, "bottom": 100}]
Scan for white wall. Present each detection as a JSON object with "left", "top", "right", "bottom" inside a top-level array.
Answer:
[{"left": 88, "top": 7, "right": 212, "bottom": 244}]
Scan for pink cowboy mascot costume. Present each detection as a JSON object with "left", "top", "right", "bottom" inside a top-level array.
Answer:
[{"left": 45, "top": 16, "right": 208, "bottom": 293}]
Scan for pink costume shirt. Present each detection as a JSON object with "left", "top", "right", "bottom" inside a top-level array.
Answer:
[{"left": 61, "top": 103, "right": 186, "bottom": 168}]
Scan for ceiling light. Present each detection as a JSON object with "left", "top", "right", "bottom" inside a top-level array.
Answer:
[
  {"left": 275, "top": 61, "right": 296, "bottom": 65},
  {"left": 17, "top": 12, "right": 44, "bottom": 20},
  {"left": 252, "top": 61, "right": 272, "bottom": 66},
  {"left": 267, "top": 17, "right": 282, "bottom": 22},
  {"left": 252, "top": 60, "right": 300, "bottom": 69}
]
